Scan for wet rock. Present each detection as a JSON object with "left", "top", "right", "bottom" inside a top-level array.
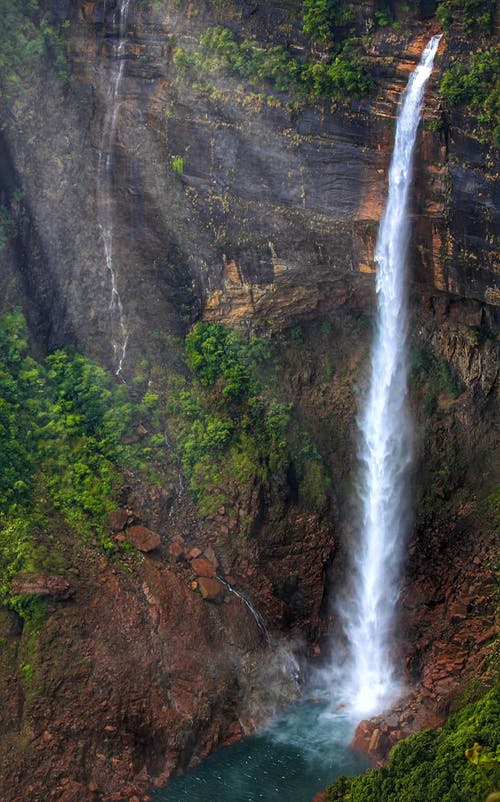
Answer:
[
  {"left": 351, "top": 719, "right": 374, "bottom": 753},
  {"left": 124, "top": 525, "right": 161, "bottom": 552},
  {"left": 368, "top": 727, "right": 389, "bottom": 757}
]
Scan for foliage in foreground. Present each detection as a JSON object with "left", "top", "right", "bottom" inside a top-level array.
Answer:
[{"left": 327, "top": 687, "right": 500, "bottom": 802}]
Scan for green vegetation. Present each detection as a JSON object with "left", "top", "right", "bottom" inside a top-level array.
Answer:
[
  {"left": 410, "top": 344, "right": 464, "bottom": 414},
  {"left": 174, "top": 23, "right": 373, "bottom": 103},
  {"left": 302, "top": 0, "right": 354, "bottom": 43},
  {"left": 327, "top": 687, "right": 500, "bottom": 802},
  {"left": 440, "top": 47, "right": 500, "bottom": 146},
  {"left": 169, "top": 323, "right": 286, "bottom": 516},
  {"left": 436, "top": 0, "right": 495, "bottom": 34},
  {"left": 0, "top": 0, "right": 69, "bottom": 93},
  {"left": 0, "top": 206, "right": 13, "bottom": 252},
  {"left": 168, "top": 322, "right": 331, "bottom": 518},
  {"left": 20, "top": 661, "right": 33, "bottom": 683},
  {"left": 171, "top": 155, "right": 186, "bottom": 174},
  {"left": 0, "top": 310, "right": 164, "bottom": 619},
  {"left": 0, "top": 313, "right": 331, "bottom": 610}
]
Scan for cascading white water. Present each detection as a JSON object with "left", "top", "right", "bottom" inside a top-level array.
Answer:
[
  {"left": 98, "top": 0, "right": 131, "bottom": 375},
  {"left": 340, "top": 35, "right": 442, "bottom": 718}
]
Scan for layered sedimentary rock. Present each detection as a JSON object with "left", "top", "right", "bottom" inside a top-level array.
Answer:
[{"left": 1, "top": 2, "right": 497, "bottom": 365}]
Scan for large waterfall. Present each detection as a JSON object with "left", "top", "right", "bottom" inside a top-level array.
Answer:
[
  {"left": 98, "top": 0, "right": 131, "bottom": 375},
  {"left": 340, "top": 35, "right": 442, "bottom": 717}
]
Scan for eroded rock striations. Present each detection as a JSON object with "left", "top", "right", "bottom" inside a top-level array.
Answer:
[{"left": 0, "top": 1, "right": 498, "bottom": 800}]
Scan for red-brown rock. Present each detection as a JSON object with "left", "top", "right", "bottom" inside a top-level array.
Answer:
[
  {"left": 108, "top": 509, "right": 129, "bottom": 531},
  {"left": 198, "top": 577, "right": 225, "bottom": 603},
  {"left": 169, "top": 542, "right": 185, "bottom": 562},
  {"left": 191, "top": 557, "right": 216, "bottom": 578},
  {"left": 351, "top": 719, "right": 373, "bottom": 753},
  {"left": 10, "top": 574, "right": 75, "bottom": 601},
  {"left": 204, "top": 545, "right": 219, "bottom": 568},
  {"left": 124, "top": 525, "right": 161, "bottom": 552},
  {"left": 311, "top": 793, "right": 328, "bottom": 802}
]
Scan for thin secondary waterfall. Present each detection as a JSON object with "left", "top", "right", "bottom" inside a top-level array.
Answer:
[
  {"left": 340, "top": 34, "right": 442, "bottom": 718},
  {"left": 216, "top": 575, "right": 271, "bottom": 643},
  {"left": 98, "top": 0, "right": 131, "bottom": 375}
]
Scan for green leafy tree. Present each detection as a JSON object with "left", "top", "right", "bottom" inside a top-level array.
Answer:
[
  {"left": 327, "top": 688, "right": 500, "bottom": 802},
  {"left": 303, "top": 0, "right": 353, "bottom": 44}
]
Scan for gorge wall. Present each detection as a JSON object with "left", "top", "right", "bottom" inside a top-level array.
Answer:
[{"left": 0, "top": 1, "right": 498, "bottom": 801}]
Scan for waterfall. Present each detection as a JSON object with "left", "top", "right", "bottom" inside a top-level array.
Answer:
[
  {"left": 339, "top": 35, "right": 442, "bottom": 718},
  {"left": 98, "top": 0, "right": 131, "bottom": 375}
]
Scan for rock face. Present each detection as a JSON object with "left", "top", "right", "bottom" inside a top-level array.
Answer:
[
  {"left": 0, "top": 543, "right": 297, "bottom": 802},
  {"left": 0, "top": 1, "right": 498, "bottom": 801},
  {"left": 0, "top": 2, "right": 497, "bottom": 369}
]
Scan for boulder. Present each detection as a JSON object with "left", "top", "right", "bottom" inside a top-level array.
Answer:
[
  {"left": 108, "top": 509, "right": 129, "bottom": 531},
  {"left": 190, "top": 557, "right": 216, "bottom": 578},
  {"left": 198, "top": 577, "right": 225, "bottom": 603},
  {"left": 10, "top": 574, "right": 75, "bottom": 601},
  {"left": 124, "top": 525, "right": 161, "bottom": 552},
  {"left": 169, "top": 542, "right": 185, "bottom": 562},
  {"left": 204, "top": 545, "right": 219, "bottom": 568}
]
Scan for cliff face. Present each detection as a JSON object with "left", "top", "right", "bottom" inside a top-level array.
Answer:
[
  {"left": 0, "top": 1, "right": 498, "bottom": 801},
  {"left": 1, "top": 1, "right": 497, "bottom": 364}
]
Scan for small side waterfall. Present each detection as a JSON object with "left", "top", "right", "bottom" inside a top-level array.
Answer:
[
  {"left": 339, "top": 35, "right": 442, "bottom": 717},
  {"left": 216, "top": 575, "right": 271, "bottom": 643},
  {"left": 98, "top": 0, "right": 131, "bottom": 375}
]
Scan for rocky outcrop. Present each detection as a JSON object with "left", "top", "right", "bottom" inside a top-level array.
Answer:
[
  {"left": 0, "top": 538, "right": 300, "bottom": 802},
  {"left": 10, "top": 574, "right": 75, "bottom": 602}
]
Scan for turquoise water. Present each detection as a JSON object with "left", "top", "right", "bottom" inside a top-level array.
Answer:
[{"left": 152, "top": 699, "right": 369, "bottom": 802}]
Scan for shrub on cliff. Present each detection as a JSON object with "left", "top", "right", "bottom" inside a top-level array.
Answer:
[
  {"left": 176, "top": 24, "right": 373, "bottom": 103},
  {"left": 0, "top": 310, "right": 166, "bottom": 618},
  {"left": 0, "top": 0, "right": 68, "bottom": 93},
  {"left": 302, "top": 0, "right": 354, "bottom": 44},
  {"left": 436, "top": 0, "right": 495, "bottom": 34},
  {"left": 326, "top": 687, "right": 500, "bottom": 802},
  {"left": 169, "top": 322, "right": 331, "bottom": 518},
  {"left": 440, "top": 47, "right": 500, "bottom": 146}
]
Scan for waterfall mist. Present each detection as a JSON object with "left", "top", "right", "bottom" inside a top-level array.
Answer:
[{"left": 334, "top": 34, "right": 442, "bottom": 718}]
